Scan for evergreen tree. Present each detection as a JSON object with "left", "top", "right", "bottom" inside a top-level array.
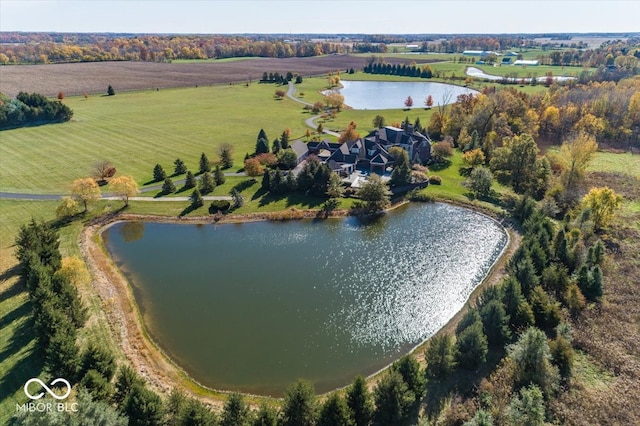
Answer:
[
  {"left": 270, "top": 169, "right": 285, "bottom": 194},
  {"left": 255, "top": 129, "right": 270, "bottom": 154},
  {"left": 16, "top": 220, "right": 62, "bottom": 272},
  {"left": 183, "top": 399, "right": 217, "bottom": 426},
  {"left": 480, "top": 300, "right": 511, "bottom": 346},
  {"left": 285, "top": 171, "right": 297, "bottom": 192},
  {"left": 466, "top": 409, "right": 495, "bottom": 426},
  {"left": 124, "top": 385, "right": 165, "bottom": 426},
  {"left": 373, "top": 370, "right": 416, "bottom": 425},
  {"left": 218, "top": 143, "right": 234, "bottom": 169},
  {"left": 152, "top": 164, "right": 167, "bottom": 182},
  {"left": 261, "top": 170, "right": 271, "bottom": 190},
  {"left": 272, "top": 138, "right": 282, "bottom": 154},
  {"left": 508, "top": 327, "right": 560, "bottom": 396},
  {"left": 162, "top": 177, "right": 176, "bottom": 194},
  {"left": 588, "top": 240, "right": 605, "bottom": 267},
  {"left": 199, "top": 172, "right": 216, "bottom": 194},
  {"left": 513, "top": 255, "right": 539, "bottom": 298},
  {"left": 587, "top": 265, "right": 604, "bottom": 301},
  {"left": 113, "top": 365, "right": 143, "bottom": 407},
  {"left": 45, "top": 323, "right": 80, "bottom": 380},
  {"left": 221, "top": 393, "right": 252, "bottom": 426},
  {"left": 281, "top": 380, "right": 317, "bottom": 426},
  {"left": 506, "top": 385, "right": 545, "bottom": 426},
  {"left": 346, "top": 376, "right": 373, "bottom": 426},
  {"left": 199, "top": 153, "right": 211, "bottom": 174},
  {"left": 424, "top": 334, "right": 456, "bottom": 379},
  {"left": 392, "top": 355, "right": 426, "bottom": 402},
  {"left": 165, "top": 388, "right": 189, "bottom": 425},
  {"left": 190, "top": 189, "right": 203, "bottom": 208},
  {"left": 173, "top": 158, "right": 187, "bottom": 175},
  {"left": 231, "top": 188, "right": 244, "bottom": 208},
  {"left": 184, "top": 171, "right": 196, "bottom": 189},
  {"left": 554, "top": 230, "right": 573, "bottom": 270},
  {"left": 456, "top": 309, "right": 482, "bottom": 334},
  {"left": 214, "top": 164, "right": 226, "bottom": 185},
  {"left": 455, "top": 321, "right": 488, "bottom": 370},
  {"left": 541, "top": 264, "right": 570, "bottom": 298},
  {"left": 317, "top": 393, "right": 351, "bottom": 426},
  {"left": 80, "top": 369, "right": 113, "bottom": 402},
  {"left": 549, "top": 335, "right": 574, "bottom": 379},
  {"left": 253, "top": 403, "right": 279, "bottom": 426},
  {"left": 280, "top": 130, "right": 290, "bottom": 149},
  {"left": 81, "top": 344, "right": 117, "bottom": 381},
  {"left": 529, "top": 286, "right": 561, "bottom": 333},
  {"left": 52, "top": 273, "right": 87, "bottom": 328}
]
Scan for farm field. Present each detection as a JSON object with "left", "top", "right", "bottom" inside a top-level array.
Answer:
[{"left": 0, "top": 54, "right": 437, "bottom": 98}]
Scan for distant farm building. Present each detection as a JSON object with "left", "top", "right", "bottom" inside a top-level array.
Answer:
[
  {"left": 501, "top": 57, "right": 513, "bottom": 65},
  {"left": 406, "top": 44, "right": 419, "bottom": 49},
  {"left": 463, "top": 50, "right": 499, "bottom": 57},
  {"left": 513, "top": 59, "right": 539, "bottom": 66}
]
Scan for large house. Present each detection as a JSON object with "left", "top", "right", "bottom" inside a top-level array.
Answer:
[{"left": 291, "top": 124, "right": 431, "bottom": 176}]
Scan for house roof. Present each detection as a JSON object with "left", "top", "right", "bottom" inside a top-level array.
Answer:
[
  {"left": 370, "top": 153, "right": 389, "bottom": 164},
  {"left": 291, "top": 139, "right": 308, "bottom": 158}
]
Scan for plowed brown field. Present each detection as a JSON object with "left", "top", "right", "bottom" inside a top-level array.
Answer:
[{"left": 0, "top": 55, "right": 436, "bottom": 97}]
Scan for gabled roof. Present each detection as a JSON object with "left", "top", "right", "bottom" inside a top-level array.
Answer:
[
  {"left": 370, "top": 153, "right": 389, "bottom": 164},
  {"left": 291, "top": 139, "right": 308, "bottom": 158}
]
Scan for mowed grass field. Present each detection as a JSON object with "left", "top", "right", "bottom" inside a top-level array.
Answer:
[
  {"left": 0, "top": 83, "right": 314, "bottom": 193},
  {"left": 0, "top": 76, "right": 452, "bottom": 194}
]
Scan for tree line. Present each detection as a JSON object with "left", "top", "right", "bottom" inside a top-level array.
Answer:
[
  {"left": 0, "top": 91, "right": 73, "bottom": 130},
  {"left": 0, "top": 33, "right": 350, "bottom": 64}
]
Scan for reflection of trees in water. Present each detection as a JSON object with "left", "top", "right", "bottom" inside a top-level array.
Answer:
[
  {"left": 119, "top": 221, "right": 145, "bottom": 242},
  {"left": 351, "top": 214, "right": 388, "bottom": 239}
]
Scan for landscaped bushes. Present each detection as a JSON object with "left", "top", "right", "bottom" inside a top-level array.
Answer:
[
  {"left": 428, "top": 175, "right": 442, "bottom": 185},
  {"left": 209, "top": 200, "right": 231, "bottom": 213}
]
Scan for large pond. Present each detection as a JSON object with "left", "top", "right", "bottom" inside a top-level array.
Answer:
[
  {"left": 103, "top": 203, "right": 507, "bottom": 396},
  {"left": 335, "top": 80, "right": 477, "bottom": 110}
]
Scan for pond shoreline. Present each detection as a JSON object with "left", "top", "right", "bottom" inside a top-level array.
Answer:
[{"left": 80, "top": 200, "right": 519, "bottom": 405}]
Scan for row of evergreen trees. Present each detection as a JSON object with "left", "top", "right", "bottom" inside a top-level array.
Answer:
[
  {"left": 420, "top": 196, "right": 606, "bottom": 424},
  {"left": 0, "top": 91, "right": 73, "bottom": 130},
  {"left": 16, "top": 220, "right": 87, "bottom": 380},
  {"left": 363, "top": 63, "right": 433, "bottom": 79}
]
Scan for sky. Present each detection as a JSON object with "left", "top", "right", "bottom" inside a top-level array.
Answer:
[{"left": 1, "top": 0, "right": 639, "bottom": 35}]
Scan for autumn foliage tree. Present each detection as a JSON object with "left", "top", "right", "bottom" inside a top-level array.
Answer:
[
  {"left": 581, "top": 186, "right": 623, "bottom": 231},
  {"left": 425, "top": 94, "right": 434, "bottom": 108},
  {"left": 338, "top": 122, "right": 360, "bottom": 143},
  {"left": 71, "top": 178, "right": 101, "bottom": 212},
  {"left": 109, "top": 175, "right": 139, "bottom": 207},
  {"left": 404, "top": 95, "right": 414, "bottom": 109}
]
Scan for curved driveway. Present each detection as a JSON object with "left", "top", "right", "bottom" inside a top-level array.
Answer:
[{"left": 287, "top": 82, "right": 340, "bottom": 137}]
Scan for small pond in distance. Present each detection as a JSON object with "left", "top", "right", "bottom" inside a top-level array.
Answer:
[
  {"left": 336, "top": 80, "right": 478, "bottom": 110},
  {"left": 103, "top": 203, "right": 507, "bottom": 396}
]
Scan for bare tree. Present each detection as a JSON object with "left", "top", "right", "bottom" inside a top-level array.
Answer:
[{"left": 93, "top": 160, "right": 116, "bottom": 184}]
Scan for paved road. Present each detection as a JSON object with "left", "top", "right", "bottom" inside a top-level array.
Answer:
[
  {"left": 287, "top": 82, "right": 340, "bottom": 138},
  {"left": 0, "top": 172, "right": 245, "bottom": 201},
  {"left": 0, "top": 192, "right": 232, "bottom": 201}
]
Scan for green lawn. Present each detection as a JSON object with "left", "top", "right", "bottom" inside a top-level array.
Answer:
[
  {"left": 588, "top": 152, "right": 640, "bottom": 178},
  {"left": 0, "top": 83, "right": 311, "bottom": 194}
]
